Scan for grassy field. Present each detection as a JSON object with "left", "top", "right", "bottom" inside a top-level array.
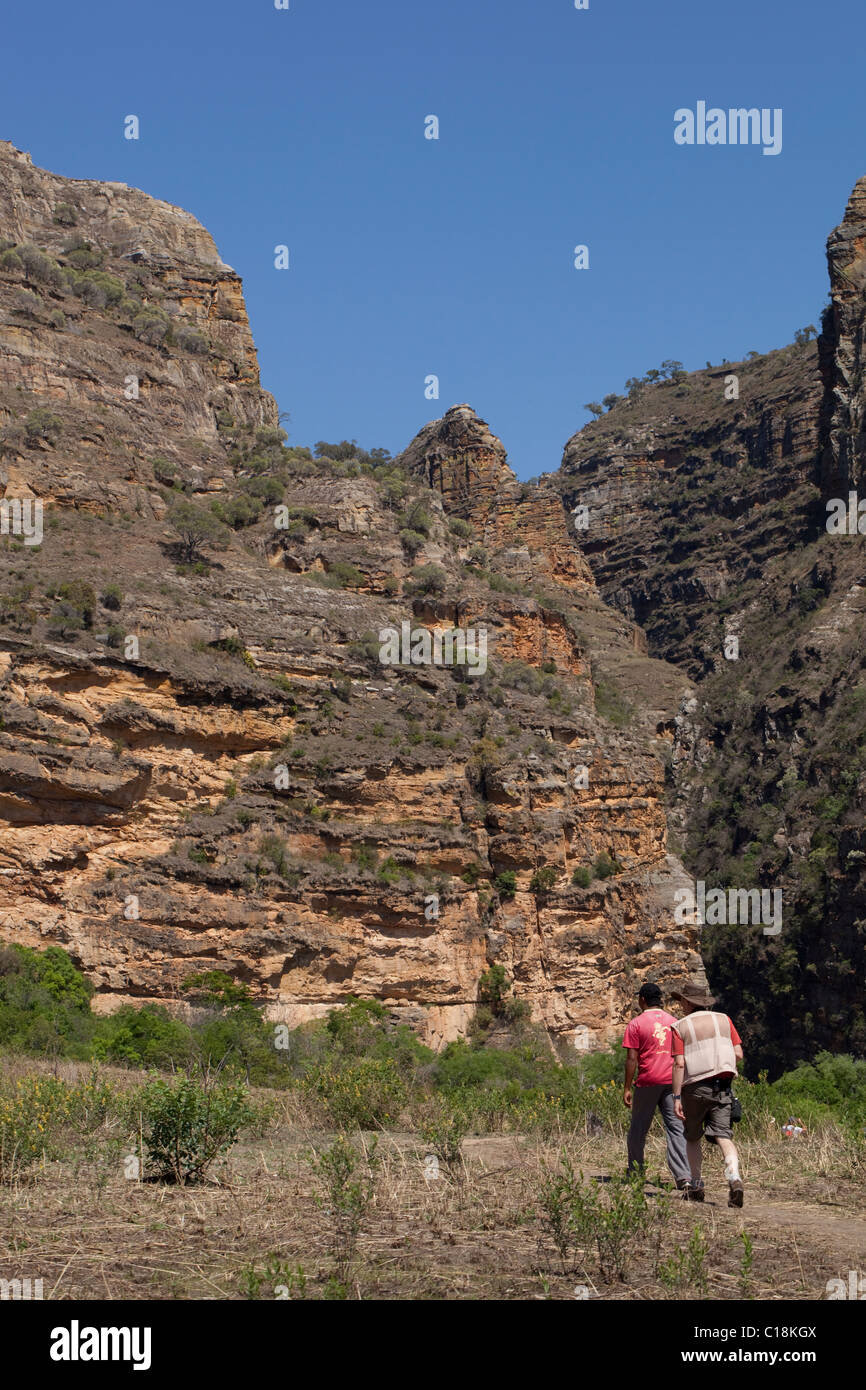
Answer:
[{"left": 2, "top": 1052, "right": 865, "bottom": 1303}]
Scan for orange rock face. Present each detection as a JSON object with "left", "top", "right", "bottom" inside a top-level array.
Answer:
[{"left": 0, "top": 144, "right": 707, "bottom": 1053}]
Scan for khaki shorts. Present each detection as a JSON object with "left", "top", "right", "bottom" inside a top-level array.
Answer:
[{"left": 681, "top": 1080, "right": 733, "bottom": 1142}]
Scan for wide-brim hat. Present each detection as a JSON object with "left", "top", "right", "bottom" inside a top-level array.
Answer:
[{"left": 670, "top": 982, "right": 716, "bottom": 1009}]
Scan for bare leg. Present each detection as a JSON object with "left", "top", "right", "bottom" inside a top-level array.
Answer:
[{"left": 717, "top": 1136, "right": 740, "bottom": 1180}]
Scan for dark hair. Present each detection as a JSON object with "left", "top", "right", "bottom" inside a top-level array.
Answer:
[{"left": 638, "top": 982, "right": 662, "bottom": 1004}]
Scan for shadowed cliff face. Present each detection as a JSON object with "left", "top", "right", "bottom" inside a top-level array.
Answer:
[
  {"left": 0, "top": 142, "right": 704, "bottom": 1054},
  {"left": 558, "top": 347, "right": 823, "bottom": 677},
  {"left": 553, "top": 179, "right": 866, "bottom": 1070}
]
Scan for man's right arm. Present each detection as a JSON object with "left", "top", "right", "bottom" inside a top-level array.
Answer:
[{"left": 623, "top": 1048, "right": 637, "bottom": 1107}]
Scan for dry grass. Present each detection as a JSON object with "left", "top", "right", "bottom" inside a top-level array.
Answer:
[{"left": 1, "top": 1057, "right": 864, "bottom": 1302}]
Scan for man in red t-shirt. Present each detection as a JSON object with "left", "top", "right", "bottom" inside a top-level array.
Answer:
[{"left": 622, "top": 981, "right": 690, "bottom": 1186}]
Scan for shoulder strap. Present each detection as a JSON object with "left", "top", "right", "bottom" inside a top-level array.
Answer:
[{"left": 711, "top": 1012, "right": 721, "bottom": 1038}]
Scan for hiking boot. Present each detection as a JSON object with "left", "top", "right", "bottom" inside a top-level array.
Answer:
[
  {"left": 728, "top": 1179, "right": 744, "bottom": 1209},
  {"left": 675, "top": 1178, "right": 690, "bottom": 1192},
  {"left": 685, "top": 1180, "right": 705, "bottom": 1202}
]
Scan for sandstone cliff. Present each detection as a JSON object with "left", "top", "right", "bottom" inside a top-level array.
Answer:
[{"left": 0, "top": 142, "right": 703, "bottom": 1053}]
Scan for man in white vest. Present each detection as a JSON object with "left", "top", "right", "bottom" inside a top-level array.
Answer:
[{"left": 670, "top": 984, "right": 745, "bottom": 1207}]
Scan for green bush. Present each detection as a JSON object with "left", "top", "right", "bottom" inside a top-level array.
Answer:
[
  {"left": 73, "top": 270, "right": 124, "bottom": 308},
  {"left": 398, "top": 528, "right": 426, "bottom": 557},
  {"left": 0, "top": 945, "right": 95, "bottom": 1058},
  {"left": 136, "top": 1073, "right": 255, "bottom": 1184},
  {"left": 529, "top": 866, "right": 559, "bottom": 894},
  {"left": 62, "top": 238, "right": 104, "bottom": 270},
  {"left": 49, "top": 580, "right": 97, "bottom": 634},
  {"left": 494, "top": 871, "right": 517, "bottom": 899},
  {"left": 133, "top": 307, "right": 170, "bottom": 344},
  {"left": 593, "top": 852, "right": 619, "bottom": 880},
  {"left": 303, "top": 1056, "right": 408, "bottom": 1128},
  {"left": 503, "top": 996, "right": 531, "bottom": 1024},
  {"left": 765, "top": 1052, "right": 866, "bottom": 1128},
  {"left": 18, "top": 243, "right": 63, "bottom": 288},
  {"left": 101, "top": 583, "right": 123, "bottom": 610},
  {"left": 377, "top": 856, "right": 401, "bottom": 884},
  {"left": 538, "top": 1154, "right": 656, "bottom": 1281},
  {"left": 402, "top": 500, "right": 432, "bottom": 536},
  {"left": 500, "top": 661, "right": 544, "bottom": 695},
  {"left": 173, "top": 323, "right": 209, "bottom": 354},
  {"left": 92, "top": 1005, "right": 193, "bottom": 1069},
  {"left": 24, "top": 407, "right": 63, "bottom": 443},
  {"left": 477, "top": 964, "right": 509, "bottom": 1014},
  {"left": 594, "top": 679, "right": 632, "bottom": 728},
  {"left": 0, "top": 1069, "right": 118, "bottom": 1182},
  {"left": 408, "top": 563, "right": 447, "bottom": 595},
  {"left": 14, "top": 289, "right": 41, "bottom": 319},
  {"left": 419, "top": 1096, "right": 470, "bottom": 1176},
  {"left": 213, "top": 494, "right": 262, "bottom": 529},
  {"left": 168, "top": 497, "right": 228, "bottom": 563},
  {"left": 258, "top": 833, "right": 291, "bottom": 877},
  {"left": 308, "top": 1133, "right": 378, "bottom": 1286},
  {"left": 328, "top": 561, "right": 365, "bottom": 589}
]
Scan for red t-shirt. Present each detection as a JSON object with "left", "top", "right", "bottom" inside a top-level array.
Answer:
[
  {"left": 622, "top": 1009, "right": 678, "bottom": 1086},
  {"left": 671, "top": 1013, "right": 742, "bottom": 1078}
]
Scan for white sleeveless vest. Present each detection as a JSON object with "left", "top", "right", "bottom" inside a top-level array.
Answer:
[{"left": 676, "top": 1010, "right": 738, "bottom": 1084}]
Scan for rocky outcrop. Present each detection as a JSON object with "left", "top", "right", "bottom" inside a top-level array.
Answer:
[
  {"left": 0, "top": 138, "right": 277, "bottom": 532},
  {"left": 819, "top": 175, "right": 866, "bottom": 499},
  {"left": 398, "top": 404, "right": 595, "bottom": 589}
]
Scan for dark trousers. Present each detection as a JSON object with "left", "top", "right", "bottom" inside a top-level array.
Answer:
[{"left": 627, "top": 1084, "right": 691, "bottom": 1183}]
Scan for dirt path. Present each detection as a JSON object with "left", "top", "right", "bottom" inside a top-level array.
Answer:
[
  {"left": 719, "top": 1195, "right": 866, "bottom": 1262},
  {"left": 461, "top": 1135, "right": 866, "bottom": 1270}
]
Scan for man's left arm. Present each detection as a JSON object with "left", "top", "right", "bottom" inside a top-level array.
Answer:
[
  {"left": 672, "top": 1056, "right": 685, "bottom": 1118},
  {"left": 671, "top": 1026, "right": 685, "bottom": 1119}
]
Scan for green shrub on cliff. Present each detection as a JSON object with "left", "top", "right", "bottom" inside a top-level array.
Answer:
[
  {"left": 18, "top": 243, "right": 63, "bottom": 288},
  {"left": 49, "top": 580, "right": 97, "bottom": 633},
  {"left": 168, "top": 497, "right": 228, "bottom": 564}
]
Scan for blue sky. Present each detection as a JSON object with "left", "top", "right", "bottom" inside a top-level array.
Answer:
[{"left": 2, "top": 0, "right": 863, "bottom": 477}]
